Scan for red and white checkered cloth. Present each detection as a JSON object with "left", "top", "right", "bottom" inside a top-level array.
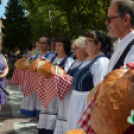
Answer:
[
  {"left": 77, "top": 82, "right": 102, "bottom": 134},
  {"left": 11, "top": 69, "right": 41, "bottom": 97},
  {"left": 24, "top": 70, "right": 40, "bottom": 97},
  {"left": 37, "top": 75, "right": 73, "bottom": 108},
  {"left": 11, "top": 69, "right": 26, "bottom": 88},
  {"left": 11, "top": 69, "right": 73, "bottom": 107}
]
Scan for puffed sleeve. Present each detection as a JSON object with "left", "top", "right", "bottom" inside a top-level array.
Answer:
[
  {"left": 47, "top": 53, "right": 55, "bottom": 61},
  {"left": 64, "top": 57, "right": 75, "bottom": 72},
  {"left": 91, "top": 57, "right": 109, "bottom": 86}
]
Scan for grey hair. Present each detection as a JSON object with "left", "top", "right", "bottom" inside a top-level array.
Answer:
[
  {"left": 72, "top": 36, "right": 86, "bottom": 49},
  {"left": 111, "top": 0, "right": 134, "bottom": 26}
]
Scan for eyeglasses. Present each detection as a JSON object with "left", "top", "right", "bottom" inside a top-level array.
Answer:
[
  {"left": 73, "top": 47, "right": 81, "bottom": 51},
  {"left": 86, "top": 39, "right": 95, "bottom": 44},
  {"left": 39, "top": 42, "right": 47, "bottom": 45},
  {"left": 107, "top": 15, "right": 120, "bottom": 23}
]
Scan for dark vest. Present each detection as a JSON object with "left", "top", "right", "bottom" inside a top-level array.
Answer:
[
  {"left": 67, "top": 59, "right": 86, "bottom": 77},
  {"left": 72, "top": 55, "right": 106, "bottom": 92},
  {"left": 113, "top": 39, "right": 134, "bottom": 70}
]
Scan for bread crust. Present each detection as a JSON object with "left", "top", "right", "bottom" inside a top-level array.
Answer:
[
  {"left": 90, "top": 70, "right": 134, "bottom": 134},
  {"left": 37, "top": 62, "right": 66, "bottom": 77},
  {"left": 87, "top": 69, "right": 128, "bottom": 104},
  {"left": 65, "top": 129, "right": 86, "bottom": 134},
  {"left": 14, "top": 58, "right": 32, "bottom": 70}
]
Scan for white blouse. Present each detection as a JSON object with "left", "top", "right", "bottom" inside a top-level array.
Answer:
[{"left": 52, "top": 57, "right": 74, "bottom": 72}]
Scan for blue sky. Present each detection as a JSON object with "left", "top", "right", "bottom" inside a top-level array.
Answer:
[{"left": 0, "top": 0, "right": 8, "bottom": 18}]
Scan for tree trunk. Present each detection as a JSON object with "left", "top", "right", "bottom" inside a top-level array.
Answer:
[
  {"left": 67, "top": 15, "right": 73, "bottom": 38},
  {"left": 66, "top": 10, "right": 73, "bottom": 38}
]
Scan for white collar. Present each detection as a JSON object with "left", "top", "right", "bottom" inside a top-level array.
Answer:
[
  {"left": 113, "top": 38, "right": 120, "bottom": 51},
  {"left": 56, "top": 57, "right": 64, "bottom": 60},
  {"left": 114, "top": 31, "right": 134, "bottom": 51}
]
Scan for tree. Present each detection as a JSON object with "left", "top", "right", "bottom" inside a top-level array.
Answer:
[
  {"left": 22, "top": 0, "right": 110, "bottom": 40},
  {"left": 2, "top": 0, "right": 32, "bottom": 50}
]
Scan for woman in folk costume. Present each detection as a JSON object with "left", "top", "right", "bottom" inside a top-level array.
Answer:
[
  {"left": 38, "top": 36, "right": 74, "bottom": 134},
  {"left": 0, "top": 44, "right": 9, "bottom": 126},
  {"left": 20, "top": 36, "right": 55, "bottom": 117},
  {"left": 32, "top": 36, "right": 55, "bottom": 60},
  {"left": 67, "top": 30, "right": 113, "bottom": 131},
  {"left": 54, "top": 37, "right": 88, "bottom": 134}
]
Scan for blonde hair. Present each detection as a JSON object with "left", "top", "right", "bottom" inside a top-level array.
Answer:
[{"left": 72, "top": 36, "right": 86, "bottom": 49}]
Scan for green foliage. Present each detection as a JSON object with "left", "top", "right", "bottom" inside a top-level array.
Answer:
[
  {"left": 1, "top": 46, "right": 10, "bottom": 54},
  {"left": 22, "top": 0, "right": 110, "bottom": 40},
  {"left": 3, "top": 0, "right": 32, "bottom": 50}
]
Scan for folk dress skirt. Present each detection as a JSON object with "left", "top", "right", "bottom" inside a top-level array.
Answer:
[
  {"left": 20, "top": 92, "right": 41, "bottom": 117},
  {"left": 67, "top": 90, "right": 90, "bottom": 131},
  {"left": 54, "top": 88, "right": 72, "bottom": 134},
  {"left": 37, "top": 96, "right": 59, "bottom": 130}
]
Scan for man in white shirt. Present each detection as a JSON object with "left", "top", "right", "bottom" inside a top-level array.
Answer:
[{"left": 106, "top": 0, "right": 134, "bottom": 73}]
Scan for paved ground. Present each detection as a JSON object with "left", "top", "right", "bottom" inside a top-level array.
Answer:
[{"left": 0, "top": 80, "right": 38, "bottom": 134}]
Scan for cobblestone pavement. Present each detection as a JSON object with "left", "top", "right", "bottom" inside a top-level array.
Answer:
[{"left": 0, "top": 80, "right": 37, "bottom": 134}]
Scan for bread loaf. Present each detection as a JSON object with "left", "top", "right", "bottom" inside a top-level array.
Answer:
[
  {"left": 28, "top": 58, "right": 48, "bottom": 72},
  {"left": 87, "top": 69, "right": 127, "bottom": 104},
  {"left": 65, "top": 129, "right": 86, "bottom": 134},
  {"left": 90, "top": 70, "right": 134, "bottom": 134},
  {"left": 37, "top": 62, "right": 66, "bottom": 78},
  {"left": 14, "top": 57, "right": 32, "bottom": 70}
]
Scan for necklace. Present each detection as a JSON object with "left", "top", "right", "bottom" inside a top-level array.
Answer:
[{"left": 88, "top": 52, "right": 103, "bottom": 61}]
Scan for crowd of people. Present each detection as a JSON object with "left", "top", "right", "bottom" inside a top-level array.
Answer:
[
  {"left": 0, "top": 0, "right": 134, "bottom": 133},
  {"left": 0, "top": 43, "right": 40, "bottom": 71}
]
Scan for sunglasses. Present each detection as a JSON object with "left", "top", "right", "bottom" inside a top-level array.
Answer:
[{"left": 107, "top": 15, "right": 120, "bottom": 23}]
